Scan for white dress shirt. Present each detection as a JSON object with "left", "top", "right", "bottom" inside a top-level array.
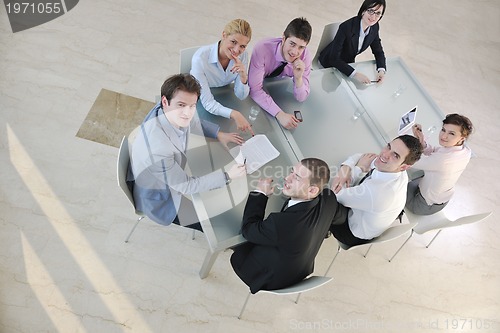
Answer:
[
  {"left": 190, "top": 41, "right": 249, "bottom": 118},
  {"left": 411, "top": 144, "right": 471, "bottom": 205},
  {"left": 337, "top": 153, "right": 408, "bottom": 239}
]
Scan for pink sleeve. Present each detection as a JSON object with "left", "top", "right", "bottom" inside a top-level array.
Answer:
[
  {"left": 293, "top": 48, "right": 311, "bottom": 102},
  {"left": 248, "top": 45, "right": 282, "bottom": 117}
]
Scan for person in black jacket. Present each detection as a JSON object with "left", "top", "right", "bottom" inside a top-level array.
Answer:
[
  {"left": 319, "top": 0, "right": 387, "bottom": 84},
  {"left": 230, "top": 158, "right": 347, "bottom": 294}
]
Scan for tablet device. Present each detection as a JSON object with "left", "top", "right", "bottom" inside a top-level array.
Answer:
[{"left": 398, "top": 106, "right": 417, "bottom": 135}]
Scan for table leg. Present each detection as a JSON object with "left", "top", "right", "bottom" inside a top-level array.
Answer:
[{"left": 199, "top": 249, "right": 220, "bottom": 279}]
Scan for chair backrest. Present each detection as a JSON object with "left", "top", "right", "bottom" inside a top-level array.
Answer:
[
  {"left": 312, "top": 22, "right": 340, "bottom": 70},
  {"left": 340, "top": 222, "right": 417, "bottom": 251},
  {"left": 261, "top": 276, "right": 332, "bottom": 296},
  {"left": 179, "top": 46, "right": 201, "bottom": 74},
  {"left": 117, "top": 136, "right": 136, "bottom": 209},
  {"left": 409, "top": 210, "right": 492, "bottom": 235}
]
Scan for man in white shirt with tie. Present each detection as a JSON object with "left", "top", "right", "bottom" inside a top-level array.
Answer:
[{"left": 329, "top": 135, "right": 422, "bottom": 246}]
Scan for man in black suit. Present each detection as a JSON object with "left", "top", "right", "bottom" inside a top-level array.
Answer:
[
  {"left": 319, "top": 0, "right": 387, "bottom": 84},
  {"left": 230, "top": 158, "right": 347, "bottom": 294}
]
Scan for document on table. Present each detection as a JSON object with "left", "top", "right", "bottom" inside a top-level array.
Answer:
[{"left": 229, "top": 134, "right": 280, "bottom": 174}]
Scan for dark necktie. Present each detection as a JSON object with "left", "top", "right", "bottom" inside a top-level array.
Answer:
[
  {"left": 281, "top": 199, "right": 290, "bottom": 212},
  {"left": 358, "top": 168, "right": 374, "bottom": 185},
  {"left": 267, "top": 61, "right": 287, "bottom": 78}
]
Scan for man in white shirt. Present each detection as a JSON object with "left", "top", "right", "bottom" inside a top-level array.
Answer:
[{"left": 329, "top": 135, "right": 422, "bottom": 246}]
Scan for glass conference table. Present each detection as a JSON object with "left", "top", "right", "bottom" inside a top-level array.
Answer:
[
  {"left": 342, "top": 57, "right": 445, "bottom": 147},
  {"left": 189, "top": 56, "right": 444, "bottom": 278},
  {"left": 266, "top": 56, "right": 446, "bottom": 162}
]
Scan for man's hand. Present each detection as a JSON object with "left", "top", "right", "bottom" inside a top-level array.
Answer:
[
  {"left": 230, "top": 110, "right": 255, "bottom": 135},
  {"left": 331, "top": 165, "right": 352, "bottom": 194},
  {"left": 356, "top": 153, "right": 377, "bottom": 172},
  {"left": 217, "top": 131, "right": 244, "bottom": 150},
  {"left": 256, "top": 178, "right": 274, "bottom": 196},
  {"left": 230, "top": 55, "right": 248, "bottom": 84},
  {"left": 227, "top": 163, "right": 246, "bottom": 180},
  {"left": 412, "top": 123, "right": 426, "bottom": 147},
  {"left": 276, "top": 111, "right": 299, "bottom": 130},
  {"left": 292, "top": 58, "right": 305, "bottom": 81},
  {"left": 354, "top": 72, "right": 371, "bottom": 84}
]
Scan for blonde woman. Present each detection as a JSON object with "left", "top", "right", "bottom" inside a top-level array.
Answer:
[{"left": 191, "top": 19, "right": 254, "bottom": 135}]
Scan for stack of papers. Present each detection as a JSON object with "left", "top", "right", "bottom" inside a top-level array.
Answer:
[{"left": 229, "top": 134, "right": 280, "bottom": 174}]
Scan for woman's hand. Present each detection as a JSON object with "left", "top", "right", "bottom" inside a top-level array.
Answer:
[
  {"left": 412, "top": 123, "right": 426, "bottom": 147},
  {"left": 231, "top": 110, "right": 255, "bottom": 135},
  {"left": 354, "top": 72, "right": 371, "bottom": 84},
  {"left": 231, "top": 55, "right": 248, "bottom": 84},
  {"left": 376, "top": 70, "right": 385, "bottom": 83}
]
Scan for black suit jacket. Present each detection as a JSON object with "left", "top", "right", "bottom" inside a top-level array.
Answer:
[
  {"left": 230, "top": 189, "right": 347, "bottom": 294},
  {"left": 319, "top": 16, "right": 386, "bottom": 76}
]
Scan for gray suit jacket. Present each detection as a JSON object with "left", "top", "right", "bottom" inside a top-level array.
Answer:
[{"left": 127, "top": 102, "right": 226, "bottom": 226}]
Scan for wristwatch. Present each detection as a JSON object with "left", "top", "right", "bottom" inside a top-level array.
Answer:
[{"left": 224, "top": 171, "right": 231, "bottom": 185}]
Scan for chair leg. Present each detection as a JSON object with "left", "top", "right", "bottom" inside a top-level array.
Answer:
[
  {"left": 324, "top": 245, "right": 341, "bottom": 277},
  {"left": 192, "top": 229, "right": 196, "bottom": 240},
  {"left": 124, "top": 216, "right": 145, "bottom": 243},
  {"left": 295, "top": 293, "right": 301, "bottom": 304},
  {"left": 363, "top": 244, "right": 373, "bottom": 258},
  {"left": 238, "top": 292, "right": 251, "bottom": 319},
  {"left": 426, "top": 230, "right": 442, "bottom": 248},
  {"left": 389, "top": 230, "right": 413, "bottom": 262}
]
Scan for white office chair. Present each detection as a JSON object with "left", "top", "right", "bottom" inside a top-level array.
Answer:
[
  {"left": 388, "top": 210, "right": 492, "bottom": 262},
  {"left": 179, "top": 46, "right": 201, "bottom": 74},
  {"left": 117, "top": 136, "right": 147, "bottom": 242},
  {"left": 312, "top": 22, "right": 340, "bottom": 70},
  {"left": 117, "top": 136, "right": 195, "bottom": 242},
  {"left": 325, "top": 222, "right": 417, "bottom": 276},
  {"left": 237, "top": 275, "right": 332, "bottom": 319}
]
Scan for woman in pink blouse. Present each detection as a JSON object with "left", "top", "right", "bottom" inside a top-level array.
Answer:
[{"left": 406, "top": 114, "right": 474, "bottom": 215}]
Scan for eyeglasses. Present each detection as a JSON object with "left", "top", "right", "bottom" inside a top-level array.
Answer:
[{"left": 366, "top": 8, "right": 383, "bottom": 17}]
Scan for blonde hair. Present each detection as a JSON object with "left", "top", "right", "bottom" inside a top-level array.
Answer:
[{"left": 223, "top": 19, "right": 252, "bottom": 41}]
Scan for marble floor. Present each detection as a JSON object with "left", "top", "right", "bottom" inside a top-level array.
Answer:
[{"left": 1, "top": 0, "right": 499, "bottom": 332}]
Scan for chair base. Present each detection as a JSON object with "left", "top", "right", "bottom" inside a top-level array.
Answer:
[
  {"left": 238, "top": 276, "right": 332, "bottom": 319},
  {"left": 388, "top": 230, "right": 414, "bottom": 262},
  {"left": 124, "top": 216, "right": 196, "bottom": 243}
]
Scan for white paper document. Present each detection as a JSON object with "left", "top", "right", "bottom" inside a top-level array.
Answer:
[{"left": 229, "top": 134, "right": 280, "bottom": 174}]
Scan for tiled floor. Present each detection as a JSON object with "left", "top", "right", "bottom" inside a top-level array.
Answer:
[
  {"left": 76, "top": 89, "right": 154, "bottom": 148},
  {"left": 1, "top": 1, "right": 499, "bottom": 332}
]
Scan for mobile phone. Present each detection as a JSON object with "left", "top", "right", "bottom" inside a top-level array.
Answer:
[{"left": 294, "top": 110, "right": 303, "bottom": 122}]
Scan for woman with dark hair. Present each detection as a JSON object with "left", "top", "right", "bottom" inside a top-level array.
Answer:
[
  {"left": 319, "top": 0, "right": 386, "bottom": 84},
  {"left": 406, "top": 114, "right": 474, "bottom": 215}
]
